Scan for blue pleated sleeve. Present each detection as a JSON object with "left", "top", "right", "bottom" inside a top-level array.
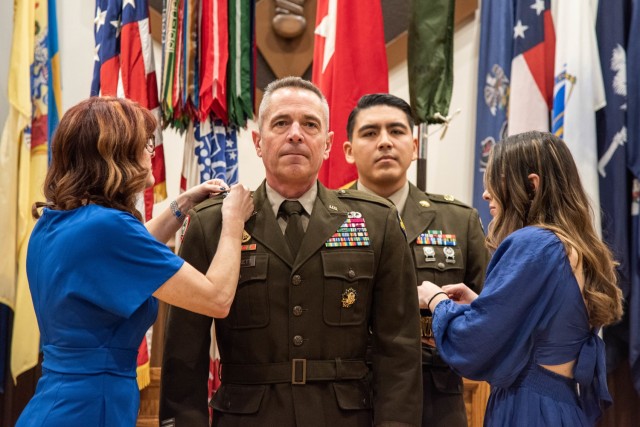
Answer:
[{"left": 431, "top": 227, "right": 568, "bottom": 388}]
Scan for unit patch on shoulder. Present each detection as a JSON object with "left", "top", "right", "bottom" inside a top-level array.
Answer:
[
  {"left": 325, "top": 212, "right": 370, "bottom": 247},
  {"left": 179, "top": 215, "right": 191, "bottom": 242}
]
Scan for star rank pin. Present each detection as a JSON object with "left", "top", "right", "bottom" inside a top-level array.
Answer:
[{"left": 325, "top": 212, "right": 370, "bottom": 247}]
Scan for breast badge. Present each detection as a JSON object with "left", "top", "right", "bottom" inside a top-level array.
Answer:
[
  {"left": 341, "top": 288, "right": 357, "bottom": 308},
  {"left": 443, "top": 246, "right": 456, "bottom": 264},
  {"left": 423, "top": 246, "right": 436, "bottom": 262},
  {"left": 242, "top": 230, "right": 252, "bottom": 243},
  {"left": 325, "top": 212, "right": 370, "bottom": 247}
]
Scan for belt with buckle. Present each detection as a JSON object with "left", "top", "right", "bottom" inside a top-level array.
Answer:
[
  {"left": 420, "top": 315, "right": 434, "bottom": 339},
  {"left": 220, "top": 358, "right": 369, "bottom": 385}
]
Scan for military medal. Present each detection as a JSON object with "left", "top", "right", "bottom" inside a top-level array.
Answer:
[
  {"left": 341, "top": 288, "right": 357, "bottom": 308},
  {"left": 325, "top": 212, "right": 370, "bottom": 247}
]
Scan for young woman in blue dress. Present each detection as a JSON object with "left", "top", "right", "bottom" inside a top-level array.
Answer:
[
  {"left": 16, "top": 96, "right": 254, "bottom": 426},
  {"left": 418, "top": 130, "right": 623, "bottom": 426}
]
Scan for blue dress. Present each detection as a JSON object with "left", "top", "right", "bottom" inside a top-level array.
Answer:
[
  {"left": 16, "top": 205, "right": 184, "bottom": 427},
  {"left": 432, "top": 227, "right": 611, "bottom": 426}
]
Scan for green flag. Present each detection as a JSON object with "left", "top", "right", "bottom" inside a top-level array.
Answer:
[{"left": 408, "top": 0, "right": 455, "bottom": 125}]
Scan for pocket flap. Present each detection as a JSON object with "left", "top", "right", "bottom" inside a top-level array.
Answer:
[
  {"left": 210, "top": 384, "right": 266, "bottom": 414},
  {"left": 238, "top": 253, "right": 269, "bottom": 284},
  {"left": 321, "top": 250, "right": 374, "bottom": 281},
  {"left": 332, "top": 381, "right": 371, "bottom": 410}
]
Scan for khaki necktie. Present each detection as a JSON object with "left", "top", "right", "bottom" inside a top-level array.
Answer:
[{"left": 279, "top": 200, "right": 305, "bottom": 256}]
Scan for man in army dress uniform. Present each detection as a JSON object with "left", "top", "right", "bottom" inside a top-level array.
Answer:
[
  {"left": 160, "top": 78, "right": 422, "bottom": 427},
  {"left": 343, "top": 94, "right": 490, "bottom": 427}
]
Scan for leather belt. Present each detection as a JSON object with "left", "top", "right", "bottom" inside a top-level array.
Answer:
[{"left": 220, "top": 358, "right": 369, "bottom": 385}]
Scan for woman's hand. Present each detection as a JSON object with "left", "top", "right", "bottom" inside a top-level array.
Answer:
[
  {"left": 441, "top": 283, "right": 478, "bottom": 304},
  {"left": 221, "top": 184, "right": 254, "bottom": 224},
  {"left": 417, "top": 281, "right": 449, "bottom": 310},
  {"left": 178, "top": 179, "right": 229, "bottom": 211}
]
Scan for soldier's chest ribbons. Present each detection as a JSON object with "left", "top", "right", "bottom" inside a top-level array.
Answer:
[
  {"left": 325, "top": 211, "right": 371, "bottom": 247},
  {"left": 415, "top": 229, "right": 457, "bottom": 246}
]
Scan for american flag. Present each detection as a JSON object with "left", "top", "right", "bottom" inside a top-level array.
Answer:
[
  {"left": 91, "top": 0, "right": 167, "bottom": 222},
  {"left": 508, "top": 0, "right": 555, "bottom": 135},
  {"left": 91, "top": 0, "right": 166, "bottom": 390}
]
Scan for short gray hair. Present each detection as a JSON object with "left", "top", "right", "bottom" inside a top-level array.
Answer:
[{"left": 258, "top": 76, "right": 330, "bottom": 130}]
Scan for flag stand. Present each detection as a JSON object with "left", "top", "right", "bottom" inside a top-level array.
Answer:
[{"left": 417, "top": 123, "right": 428, "bottom": 192}]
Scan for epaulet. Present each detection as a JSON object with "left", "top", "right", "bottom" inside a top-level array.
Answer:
[
  {"left": 193, "top": 195, "right": 225, "bottom": 212},
  {"left": 335, "top": 189, "right": 394, "bottom": 208},
  {"left": 426, "top": 193, "right": 473, "bottom": 209}
]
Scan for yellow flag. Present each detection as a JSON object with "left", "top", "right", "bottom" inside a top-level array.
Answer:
[{"left": 3, "top": 0, "right": 42, "bottom": 383}]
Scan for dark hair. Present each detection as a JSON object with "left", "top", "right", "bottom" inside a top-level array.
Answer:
[
  {"left": 346, "top": 93, "right": 415, "bottom": 140},
  {"left": 258, "top": 76, "right": 329, "bottom": 129},
  {"left": 484, "top": 130, "right": 622, "bottom": 327},
  {"left": 33, "top": 97, "right": 156, "bottom": 221}
]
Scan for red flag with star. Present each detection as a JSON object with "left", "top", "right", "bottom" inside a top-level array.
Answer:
[{"left": 312, "top": 0, "right": 389, "bottom": 188}]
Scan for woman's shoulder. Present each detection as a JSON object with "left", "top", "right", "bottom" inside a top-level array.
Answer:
[{"left": 504, "top": 226, "right": 561, "bottom": 247}]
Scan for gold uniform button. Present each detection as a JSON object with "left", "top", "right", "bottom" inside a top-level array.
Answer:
[
  {"left": 293, "top": 335, "right": 304, "bottom": 346},
  {"left": 293, "top": 305, "right": 303, "bottom": 316},
  {"left": 292, "top": 275, "right": 302, "bottom": 285},
  {"left": 348, "top": 269, "right": 356, "bottom": 279},
  {"left": 437, "top": 262, "right": 445, "bottom": 270}
]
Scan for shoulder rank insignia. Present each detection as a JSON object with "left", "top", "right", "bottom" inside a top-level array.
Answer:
[
  {"left": 416, "top": 230, "right": 457, "bottom": 246},
  {"left": 325, "top": 212, "right": 370, "bottom": 247},
  {"left": 443, "top": 195, "right": 455, "bottom": 201},
  {"left": 342, "top": 288, "right": 357, "bottom": 308}
]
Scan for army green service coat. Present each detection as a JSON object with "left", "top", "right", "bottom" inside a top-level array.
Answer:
[{"left": 160, "top": 181, "right": 422, "bottom": 427}]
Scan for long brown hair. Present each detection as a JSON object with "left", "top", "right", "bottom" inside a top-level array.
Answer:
[
  {"left": 33, "top": 97, "right": 156, "bottom": 221},
  {"left": 484, "top": 131, "right": 622, "bottom": 327}
]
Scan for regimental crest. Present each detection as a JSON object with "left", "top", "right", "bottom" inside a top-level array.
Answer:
[
  {"left": 484, "top": 64, "right": 510, "bottom": 116},
  {"left": 325, "top": 212, "right": 370, "bottom": 247},
  {"left": 341, "top": 288, "right": 357, "bottom": 308}
]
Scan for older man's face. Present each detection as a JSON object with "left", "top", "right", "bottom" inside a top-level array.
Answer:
[{"left": 253, "top": 88, "right": 333, "bottom": 190}]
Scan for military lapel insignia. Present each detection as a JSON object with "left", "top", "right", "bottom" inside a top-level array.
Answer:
[
  {"left": 328, "top": 204, "right": 338, "bottom": 211},
  {"left": 416, "top": 230, "right": 457, "bottom": 246},
  {"left": 179, "top": 215, "right": 191, "bottom": 242},
  {"left": 419, "top": 200, "right": 431, "bottom": 208},
  {"left": 341, "top": 287, "right": 357, "bottom": 308},
  {"left": 325, "top": 211, "right": 370, "bottom": 247},
  {"left": 242, "top": 230, "right": 252, "bottom": 243}
]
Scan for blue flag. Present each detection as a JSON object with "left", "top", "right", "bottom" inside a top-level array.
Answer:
[
  {"left": 628, "top": 0, "right": 640, "bottom": 394},
  {"left": 472, "top": 0, "right": 514, "bottom": 228},
  {"left": 596, "top": 0, "right": 633, "bottom": 375}
]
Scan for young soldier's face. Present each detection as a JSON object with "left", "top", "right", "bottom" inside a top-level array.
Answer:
[{"left": 344, "top": 105, "right": 417, "bottom": 189}]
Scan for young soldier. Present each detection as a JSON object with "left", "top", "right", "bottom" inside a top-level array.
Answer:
[{"left": 343, "top": 93, "right": 490, "bottom": 427}]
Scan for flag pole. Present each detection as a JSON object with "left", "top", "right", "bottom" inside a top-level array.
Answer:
[{"left": 417, "top": 123, "right": 428, "bottom": 192}]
